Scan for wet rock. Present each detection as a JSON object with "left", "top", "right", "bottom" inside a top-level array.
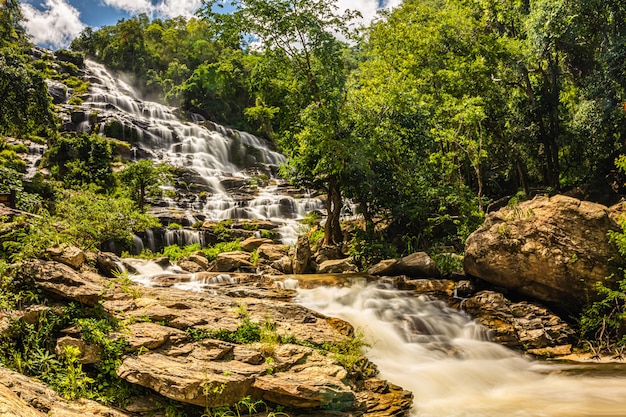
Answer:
[
  {"left": 95, "top": 252, "right": 126, "bottom": 277},
  {"left": 46, "top": 80, "right": 67, "bottom": 104},
  {"left": 46, "top": 244, "right": 86, "bottom": 270},
  {"left": 294, "top": 234, "right": 312, "bottom": 274},
  {"left": 462, "top": 290, "right": 576, "bottom": 350},
  {"left": 527, "top": 344, "right": 573, "bottom": 358},
  {"left": 464, "top": 195, "right": 621, "bottom": 312},
  {"left": 317, "top": 258, "right": 358, "bottom": 274}
]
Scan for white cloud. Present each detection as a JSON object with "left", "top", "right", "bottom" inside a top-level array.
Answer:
[
  {"left": 21, "top": 0, "right": 86, "bottom": 49},
  {"left": 101, "top": 0, "right": 153, "bottom": 15},
  {"left": 337, "top": 0, "right": 401, "bottom": 28},
  {"left": 154, "top": 0, "right": 203, "bottom": 18},
  {"left": 101, "top": 0, "right": 202, "bottom": 18}
]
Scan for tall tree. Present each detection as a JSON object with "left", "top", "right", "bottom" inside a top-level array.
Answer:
[{"left": 199, "top": 0, "right": 360, "bottom": 245}]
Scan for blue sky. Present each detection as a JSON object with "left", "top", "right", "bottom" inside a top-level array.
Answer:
[{"left": 21, "top": 0, "right": 400, "bottom": 50}]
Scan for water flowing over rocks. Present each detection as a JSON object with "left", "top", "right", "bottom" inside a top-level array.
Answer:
[
  {"left": 4, "top": 257, "right": 413, "bottom": 416},
  {"left": 461, "top": 290, "right": 575, "bottom": 353},
  {"left": 464, "top": 195, "right": 621, "bottom": 312},
  {"left": 59, "top": 59, "right": 325, "bottom": 246}
]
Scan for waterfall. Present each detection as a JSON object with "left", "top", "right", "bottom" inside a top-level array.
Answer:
[
  {"left": 297, "top": 282, "right": 626, "bottom": 417},
  {"left": 80, "top": 60, "right": 324, "bottom": 244}
]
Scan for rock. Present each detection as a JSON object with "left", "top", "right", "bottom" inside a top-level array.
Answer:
[
  {"left": 117, "top": 350, "right": 257, "bottom": 407},
  {"left": 527, "top": 344, "right": 573, "bottom": 358},
  {"left": 46, "top": 80, "right": 67, "bottom": 104},
  {"left": 118, "top": 322, "right": 186, "bottom": 351},
  {"left": 317, "top": 259, "right": 358, "bottom": 274},
  {"left": 464, "top": 195, "right": 621, "bottom": 312},
  {"left": 257, "top": 244, "right": 288, "bottom": 262},
  {"left": 294, "top": 234, "right": 311, "bottom": 274},
  {"left": 462, "top": 290, "right": 576, "bottom": 350},
  {"left": 314, "top": 245, "right": 344, "bottom": 263},
  {"left": 46, "top": 244, "right": 86, "bottom": 270},
  {"left": 55, "top": 336, "right": 101, "bottom": 364},
  {"left": 395, "top": 252, "right": 441, "bottom": 278},
  {"left": 0, "top": 367, "right": 132, "bottom": 417},
  {"left": 241, "top": 237, "right": 274, "bottom": 252},
  {"left": 355, "top": 379, "right": 413, "bottom": 417},
  {"left": 398, "top": 278, "right": 456, "bottom": 296},
  {"left": 252, "top": 364, "right": 355, "bottom": 410},
  {"left": 186, "top": 255, "right": 208, "bottom": 273},
  {"left": 0, "top": 383, "right": 45, "bottom": 417},
  {"left": 95, "top": 252, "right": 126, "bottom": 277},
  {"left": 211, "top": 251, "right": 256, "bottom": 272},
  {"left": 367, "top": 259, "right": 398, "bottom": 276},
  {"left": 18, "top": 260, "right": 105, "bottom": 306},
  {"left": 177, "top": 259, "right": 205, "bottom": 273},
  {"left": 272, "top": 256, "right": 294, "bottom": 274}
]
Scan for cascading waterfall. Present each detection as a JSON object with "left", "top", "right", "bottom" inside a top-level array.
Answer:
[
  {"left": 297, "top": 281, "right": 626, "bottom": 417},
  {"left": 80, "top": 60, "right": 323, "bottom": 245}
]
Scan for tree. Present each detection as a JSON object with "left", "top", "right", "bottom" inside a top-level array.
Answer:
[
  {"left": 199, "top": 0, "right": 360, "bottom": 245},
  {"left": 117, "top": 160, "right": 171, "bottom": 212},
  {"left": 0, "top": 0, "right": 26, "bottom": 46}
]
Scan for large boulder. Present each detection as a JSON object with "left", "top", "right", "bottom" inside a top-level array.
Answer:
[{"left": 464, "top": 195, "right": 621, "bottom": 312}]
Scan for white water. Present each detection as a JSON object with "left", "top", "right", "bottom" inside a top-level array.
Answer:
[
  {"left": 297, "top": 282, "right": 626, "bottom": 417},
  {"left": 82, "top": 60, "right": 324, "bottom": 244}
]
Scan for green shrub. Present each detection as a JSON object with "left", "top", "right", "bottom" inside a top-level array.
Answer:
[{"left": 202, "top": 240, "right": 242, "bottom": 262}]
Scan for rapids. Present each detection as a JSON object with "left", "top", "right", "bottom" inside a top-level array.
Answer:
[{"left": 297, "top": 281, "right": 626, "bottom": 417}]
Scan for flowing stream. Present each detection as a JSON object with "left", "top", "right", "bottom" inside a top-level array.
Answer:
[{"left": 297, "top": 281, "right": 626, "bottom": 417}]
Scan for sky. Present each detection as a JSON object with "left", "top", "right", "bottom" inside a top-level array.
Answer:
[{"left": 20, "top": 0, "right": 402, "bottom": 50}]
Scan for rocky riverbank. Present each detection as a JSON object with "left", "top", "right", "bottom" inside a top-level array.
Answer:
[{"left": 2, "top": 194, "right": 625, "bottom": 415}]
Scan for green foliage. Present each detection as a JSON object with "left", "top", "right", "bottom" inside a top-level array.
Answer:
[
  {"left": 578, "top": 155, "right": 626, "bottom": 351},
  {"left": 202, "top": 241, "right": 242, "bottom": 263},
  {"left": 2, "top": 190, "right": 160, "bottom": 260},
  {"left": 0, "top": 166, "right": 44, "bottom": 212},
  {"left": 117, "top": 159, "right": 172, "bottom": 212},
  {"left": 44, "top": 134, "right": 115, "bottom": 190},
  {"left": 0, "top": 46, "right": 56, "bottom": 138},
  {"left": 162, "top": 243, "right": 201, "bottom": 262}
]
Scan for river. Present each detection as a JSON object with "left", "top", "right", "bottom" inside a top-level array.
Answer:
[{"left": 296, "top": 281, "right": 626, "bottom": 417}]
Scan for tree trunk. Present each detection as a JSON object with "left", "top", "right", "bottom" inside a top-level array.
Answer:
[{"left": 323, "top": 177, "right": 343, "bottom": 246}]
